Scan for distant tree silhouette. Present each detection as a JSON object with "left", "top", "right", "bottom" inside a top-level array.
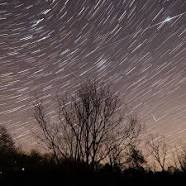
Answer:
[
  {"left": 29, "top": 150, "right": 44, "bottom": 165},
  {"left": 0, "top": 126, "right": 16, "bottom": 170},
  {"left": 171, "top": 145, "right": 186, "bottom": 172},
  {"left": 0, "top": 126, "right": 15, "bottom": 153},
  {"left": 107, "top": 143, "right": 124, "bottom": 168},
  {"left": 147, "top": 135, "right": 168, "bottom": 171},
  {"left": 126, "top": 144, "right": 146, "bottom": 169},
  {"left": 33, "top": 80, "right": 141, "bottom": 167}
]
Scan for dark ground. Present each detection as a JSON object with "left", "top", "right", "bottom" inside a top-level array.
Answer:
[{"left": 0, "top": 167, "right": 186, "bottom": 186}]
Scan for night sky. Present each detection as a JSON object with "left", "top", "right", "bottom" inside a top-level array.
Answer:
[{"left": 0, "top": 0, "right": 186, "bottom": 150}]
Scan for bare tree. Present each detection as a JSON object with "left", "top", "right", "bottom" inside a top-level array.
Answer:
[
  {"left": 146, "top": 135, "right": 168, "bottom": 171},
  {"left": 172, "top": 145, "right": 186, "bottom": 172},
  {"left": 125, "top": 144, "right": 146, "bottom": 169},
  {"left": 170, "top": 146, "right": 181, "bottom": 171},
  {"left": 34, "top": 80, "right": 141, "bottom": 167},
  {"left": 107, "top": 117, "right": 141, "bottom": 168}
]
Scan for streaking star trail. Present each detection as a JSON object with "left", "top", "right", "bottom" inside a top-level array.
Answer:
[{"left": 0, "top": 0, "right": 186, "bottom": 150}]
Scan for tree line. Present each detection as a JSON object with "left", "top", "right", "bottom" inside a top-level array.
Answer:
[{"left": 1, "top": 79, "right": 186, "bottom": 185}]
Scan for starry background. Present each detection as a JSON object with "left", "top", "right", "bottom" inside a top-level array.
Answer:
[{"left": 0, "top": 0, "right": 186, "bottom": 151}]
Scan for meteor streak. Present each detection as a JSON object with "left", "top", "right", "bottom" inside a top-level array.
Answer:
[
  {"left": 143, "top": 12, "right": 186, "bottom": 31},
  {"left": 97, "top": 11, "right": 186, "bottom": 50}
]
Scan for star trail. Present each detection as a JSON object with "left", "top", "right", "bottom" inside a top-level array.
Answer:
[{"left": 0, "top": 0, "right": 186, "bottom": 150}]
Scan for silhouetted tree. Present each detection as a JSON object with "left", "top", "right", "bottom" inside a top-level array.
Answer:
[
  {"left": 107, "top": 143, "right": 123, "bottom": 168},
  {"left": 0, "top": 126, "right": 16, "bottom": 170},
  {"left": 172, "top": 145, "right": 186, "bottom": 172},
  {"left": 146, "top": 135, "right": 168, "bottom": 171},
  {"left": 107, "top": 117, "right": 141, "bottom": 169},
  {"left": 126, "top": 144, "right": 146, "bottom": 169},
  {"left": 34, "top": 80, "right": 141, "bottom": 167},
  {"left": 0, "top": 126, "right": 15, "bottom": 153}
]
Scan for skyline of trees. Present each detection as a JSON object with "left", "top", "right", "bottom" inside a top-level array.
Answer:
[{"left": 0, "top": 80, "right": 185, "bottom": 173}]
